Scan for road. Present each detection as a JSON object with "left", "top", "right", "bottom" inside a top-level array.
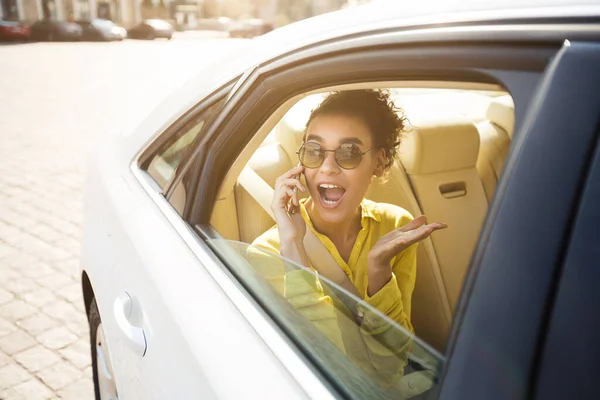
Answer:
[{"left": 0, "top": 32, "right": 244, "bottom": 399}]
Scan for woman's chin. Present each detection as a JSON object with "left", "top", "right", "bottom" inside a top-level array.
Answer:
[{"left": 313, "top": 195, "right": 360, "bottom": 225}]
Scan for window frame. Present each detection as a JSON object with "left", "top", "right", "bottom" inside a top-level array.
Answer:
[
  {"left": 136, "top": 80, "right": 237, "bottom": 194},
  {"left": 185, "top": 28, "right": 562, "bottom": 399},
  {"left": 189, "top": 44, "right": 554, "bottom": 224}
]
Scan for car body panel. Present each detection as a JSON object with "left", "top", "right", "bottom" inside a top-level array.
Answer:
[
  {"left": 83, "top": 135, "right": 321, "bottom": 398},
  {"left": 81, "top": 1, "right": 600, "bottom": 398}
]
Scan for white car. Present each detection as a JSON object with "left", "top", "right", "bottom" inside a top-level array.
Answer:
[{"left": 81, "top": 1, "right": 600, "bottom": 399}]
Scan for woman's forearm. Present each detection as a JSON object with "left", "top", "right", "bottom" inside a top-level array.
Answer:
[{"left": 367, "top": 258, "right": 393, "bottom": 297}]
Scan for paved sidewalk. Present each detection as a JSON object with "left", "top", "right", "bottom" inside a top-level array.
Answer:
[{"left": 0, "top": 37, "right": 239, "bottom": 399}]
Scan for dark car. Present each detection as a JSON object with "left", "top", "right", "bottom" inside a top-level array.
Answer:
[
  {"left": 76, "top": 18, "right": 127, "bottom": 41},
  {"left": 0, "top": 20, "right": 30, "bottom": 41},
  {"left": 29, "top": 19, "right": 82, "bottom": 41},
  {"left": 227, "top": 18, "right": 273, "bottom": 38},
  {"left": 127, "top": 19, "right": 173, "bottom": 40}
]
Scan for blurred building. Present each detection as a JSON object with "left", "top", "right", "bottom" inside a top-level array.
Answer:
[
  {"left": 0, "top": 0, "right": 142, "bottom": 26},
  {"left": 202, "top": 0, "right": 348, "bottom": 27},
  {"left": 0, "top": 0, "right": 361, "bottom": 28}
]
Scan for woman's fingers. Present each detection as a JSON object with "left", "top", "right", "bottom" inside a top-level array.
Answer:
[
  {"left": 384, "top": 220, "right": 447, "bottom": 252},
  {"left": 280, "top": 165, "right": 304, "bottom": 179},
  {"left": 404, "top": 221, "right": 447, "bottom": 244},
  {"left": 398, "top": 215, "right": 427, "bottom": 232},
  {"left": 275, "top": 178, "right": 305, "bottom": 192}
]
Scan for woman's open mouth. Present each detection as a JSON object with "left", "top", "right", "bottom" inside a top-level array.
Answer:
[{"left": 317, "top": 183, "right": 346, "bottom": 208}]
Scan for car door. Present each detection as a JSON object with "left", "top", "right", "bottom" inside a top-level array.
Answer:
[
  {"left": 440, "top": 41, "right": 600, "bottom": 400},
  {"left": 104, "top": 94, "right": 230, "bottom": 399},
  {"left": 105, "top": 87, "right": 314, "bottom": 399},
  {"left": 179, "top": 23, "right": 600, "bottom": 400},
  {"left": 533, "top": 102, "right": 600, "bottom": 400}
]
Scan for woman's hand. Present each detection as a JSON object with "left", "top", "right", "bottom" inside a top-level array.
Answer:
[
  {"left": 272, "top": 165, "right": 307, "bottom": 245},
  {"left": 367, "top": 216, "right": 447, "bottom": 296}
]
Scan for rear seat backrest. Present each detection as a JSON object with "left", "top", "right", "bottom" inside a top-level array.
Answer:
[
  {"left": 475, "top": 95, "right": 514, "bottom": 202},
  {"left": 367, "top": 162, "right": 452, "bottom": 350},
  {"left": 236, "top": 140, "right": 292, "bottom": 243},
  {"left": 235, "top": 119, "right": 306, "bottom": 243},
  {"left": 399, "top": 116, "right": 488, "bottom": 311}
]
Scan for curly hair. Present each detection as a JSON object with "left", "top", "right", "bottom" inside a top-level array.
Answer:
[{"left": 304, "top": 89, "right": 407, "bottom": 171}]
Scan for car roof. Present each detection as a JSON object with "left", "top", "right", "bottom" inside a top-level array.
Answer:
[
  {"left": 249, "top": 0, "right": 599, "bottom": 69},
  {"left": 118, "top": 0, "right": 600, "bottom": 161},
  {"left": 184, "top": 0, "right": 600, "bottom": 101}
]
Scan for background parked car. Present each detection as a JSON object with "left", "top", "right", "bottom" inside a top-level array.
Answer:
[
  {"left": 29, "top": 20, "right": 82, "bottom": 41},
  {"left": 127, "top": 19, "right": 173, "bottom": 40},
  {"left": 0, "top": 20, "right": 30, "bottom": 41},
  {"left": 227, "top": 18, "right": 273, "bottom": 38},
  {"left": 76, "top": 18, "right": 126, "bottom": 41}
]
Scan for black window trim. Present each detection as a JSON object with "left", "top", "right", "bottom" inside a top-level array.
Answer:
[{"left": 135, "top": 79, "right": 239, "bottom": 193}]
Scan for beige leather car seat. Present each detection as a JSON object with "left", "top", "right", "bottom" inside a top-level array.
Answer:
[
  {"left": 241, "top": 116, "right": 452, "bottom": 350},
  {"left": 399, "top": 116, "right": 488, "bottom": 312},
  {"left": 235, "top": 138, "right": 292, "bottom": 243},
  {"left": 235, "top": 120, "right": 308, "bottom": 243},
  {"left": 237, "top": 105, "right": 495, "bottom": 351},
  {"left": 475, "top": 95, "right": 514, "bottom": 203},
  {"left": 366, "top": 161, "right": 451, "bottom": 351}
]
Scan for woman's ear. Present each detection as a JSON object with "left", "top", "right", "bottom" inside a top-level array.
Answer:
[{"left": 373, "top": 148, "right": 386, "bottom": 177}]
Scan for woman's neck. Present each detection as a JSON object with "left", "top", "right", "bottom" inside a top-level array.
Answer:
[{"left": 305, "top": 198, "right": 362, "bottom": 246}]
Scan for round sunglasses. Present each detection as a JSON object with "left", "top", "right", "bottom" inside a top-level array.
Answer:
[{"left": 296, "top": 142, "right": 371, "bottom": 170}]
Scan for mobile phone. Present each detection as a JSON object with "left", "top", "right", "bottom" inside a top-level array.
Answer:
[{"left": 287, "top": 164, "right": 303, "bottom": 215}]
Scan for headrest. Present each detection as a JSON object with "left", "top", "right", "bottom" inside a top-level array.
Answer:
[
  {"left": 274, "top": 118, "right": 305, "bottom": 163},
  {"left": 399, "top": 116, "right": 480, "bottom": 175},
  {"left": 487, "top": 94, "right": 515, "bottom": 138}
]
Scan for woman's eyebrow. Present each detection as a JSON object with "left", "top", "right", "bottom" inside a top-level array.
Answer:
[
  {"left": 305, "top": 134, "right": 323, "bottom": 142},
  {"left": 305, "top": 134, "right": 364, "bottom": 146},
  {"left": 340, "top": 137, "right": 364, "bottom": 146}
]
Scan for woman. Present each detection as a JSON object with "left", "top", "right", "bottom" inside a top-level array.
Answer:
[{"left": 251, "top": 89, "right": 446, "bottom": 383}]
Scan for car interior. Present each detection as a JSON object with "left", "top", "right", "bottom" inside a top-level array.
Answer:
[{"left": 208, "top": 81, "right": 515, "bottom": 353}]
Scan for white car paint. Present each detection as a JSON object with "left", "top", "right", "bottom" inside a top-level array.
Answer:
[
  {"left": 83, "top": 137, "right": 329, "bottom": 398},
  {"left": 81, "top": 0, "right": 600, "bottom": 398}
]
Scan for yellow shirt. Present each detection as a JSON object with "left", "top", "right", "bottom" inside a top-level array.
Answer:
[{"left": 250, "top": 198, "right": 417, "bottom": 384}]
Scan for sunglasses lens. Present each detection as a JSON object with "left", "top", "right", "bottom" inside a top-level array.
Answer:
[
  {"left": 299, "top": 142, "right": 323, "bottom": 168},
  {"left": 336, "top": 144, "right": 362, "bottom": 169}
]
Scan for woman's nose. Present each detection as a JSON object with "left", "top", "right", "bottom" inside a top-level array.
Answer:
[{"left": 319, "top": 151, "right": 340, "bottom": 175}]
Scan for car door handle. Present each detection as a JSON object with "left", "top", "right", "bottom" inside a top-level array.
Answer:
[{"left": 113, "top": 292, "right": 147, "bottom": 357}]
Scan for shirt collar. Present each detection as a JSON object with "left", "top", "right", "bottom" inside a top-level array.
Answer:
[
  {"left": 360, "top": 199, "right": 381, "bottom": 223},
  {"left": 299, "top": 198, "right": 381, "bottom": 228}
]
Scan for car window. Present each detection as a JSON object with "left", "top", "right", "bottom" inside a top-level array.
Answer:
[
  {"left": 205, "top": 83, "right": 516, "bottom": 395},
  {"left": 146, "top": 98, "right": 225, "bottom": 191},
  {"left": 207, "top": 239, "right": 443, "bottom": 399},
  {"left": 211, "top": 85, "right": 515, "bottom": 351}
]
